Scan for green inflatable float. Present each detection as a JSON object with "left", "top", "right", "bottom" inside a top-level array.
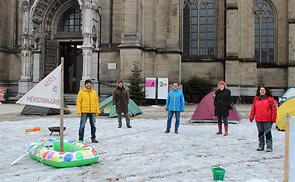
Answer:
[{"left": 28, "top": 139, "right": 99, "bottom": 168}]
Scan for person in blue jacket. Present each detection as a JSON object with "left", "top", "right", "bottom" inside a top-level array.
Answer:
[{"left": 165, "top": 82, "right": 185, "bottom": 134}]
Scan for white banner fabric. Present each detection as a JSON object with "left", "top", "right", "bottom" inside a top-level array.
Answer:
[{"left": 16, "top": 64, "right": 62, "bottom": 109}]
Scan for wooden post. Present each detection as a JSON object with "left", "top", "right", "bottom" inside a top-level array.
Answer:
[
  {"left": 60, "top": 57, "right": 64, "bottom": 152},
  {"left": 284, "top": 114, "right": 290, "bottom": 182}
]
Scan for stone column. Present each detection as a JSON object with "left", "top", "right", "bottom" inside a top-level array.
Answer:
[
  {"left": 32, "top": 50, "right": 42, "bottom": 85},
  {"left": 80, "top": 0, "right": 100, "bottom": 92},
  {"left": 19, "top": 1, "right": 33, "bottom": 94},
  {"left": 224, "top": 1, "right": 240, "bottom": 96},
  {"left": 81, "top": 1, "right": 94, "bottom": 81},
  {"left": 122, "top": 0, "right": 142, "bottom": 35},
  {"left": 118, "top": 0, "right": 143, "bottom": 80},
  {"left": 288, "top": 0, "right": 295, "bottom": 87},
  {"left": 32, "top": 24, "right": 42, "bottom": 86},
  {"left": 155, "top": 0, "right": 182, "bottom": 83}
]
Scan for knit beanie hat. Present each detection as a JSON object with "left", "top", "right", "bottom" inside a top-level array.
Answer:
[
  {"left": 218, "top": 81, "right": 227, "bottom": 88},
  {"left": 85, "top": 79, "right": 92, "bottom": 85},
  {"left": 118, "top": 80, "right": 123, "bottom": 85}
]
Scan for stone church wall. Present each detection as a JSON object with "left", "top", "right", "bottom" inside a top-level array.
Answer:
[{"left": 0, "top": 0, "right": 293, "bottom": 99}]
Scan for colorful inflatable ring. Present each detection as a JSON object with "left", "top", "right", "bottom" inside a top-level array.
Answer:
[{"left": 28, "top": 139, "right": 99, "bottom": 168}]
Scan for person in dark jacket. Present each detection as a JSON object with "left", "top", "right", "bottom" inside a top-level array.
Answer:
[
  {"left": 250, "top": 85, "right": 277, "bottom": 152},
  {"left": 214, "top": 81, "right": 232, "bottom": 136},
  {"left": 113, "top": 80, "right": 132, "bottom": 128}
]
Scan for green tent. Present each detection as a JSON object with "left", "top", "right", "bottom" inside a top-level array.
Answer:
[
  {"left": 99, "top": 96, "right": 142, "bottom": 118},
  {"left": 20, "top": 102, "right": 71, "bottom": 115}
]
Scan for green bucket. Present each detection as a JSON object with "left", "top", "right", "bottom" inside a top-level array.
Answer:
[{"left": 211, "top": 166, "right": 226, "bottom": 181}]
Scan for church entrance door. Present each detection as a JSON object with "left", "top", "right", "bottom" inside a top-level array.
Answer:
[{"left": 59, "top": 42, "right": 83, "bottom": 94}]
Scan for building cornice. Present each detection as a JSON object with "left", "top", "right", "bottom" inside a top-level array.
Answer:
[{"left": 117, "top": 45, "right": 182, "bottom": 54}]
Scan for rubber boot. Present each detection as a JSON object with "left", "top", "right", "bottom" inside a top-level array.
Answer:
[
  {"left": 216, "top": 124, "right": 222, "bottom": 134},
  {"left": 224, "top": 125, "right": 228, "bottom": 136}
]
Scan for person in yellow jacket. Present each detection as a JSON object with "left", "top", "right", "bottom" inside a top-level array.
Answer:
[{"left": 76, "top": 79, "right": 99, "bottom": 143}]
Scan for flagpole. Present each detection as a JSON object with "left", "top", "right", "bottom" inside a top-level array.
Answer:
[{"left": 60, "top": 57, "right": 64, "bottom": 152}]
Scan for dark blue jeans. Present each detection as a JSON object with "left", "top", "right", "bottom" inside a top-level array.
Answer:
[
  {"left": 166, "top": 111, "right": 180, "bottom": 132},
  {"left": 79, "top": 113, "right": 96, "bottom": 141}
]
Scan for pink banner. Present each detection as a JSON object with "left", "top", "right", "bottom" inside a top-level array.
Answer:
[{"left": 146, "top": 79, "right": 156, "bottom": 87}]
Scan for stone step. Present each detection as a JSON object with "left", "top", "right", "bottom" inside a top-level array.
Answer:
[{"left": 64, "top": 94, "right": 77, "bottom": 105}]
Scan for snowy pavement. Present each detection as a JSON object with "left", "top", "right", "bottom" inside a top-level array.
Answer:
[{"left": 0, "top": 104, "right": 284, "bottom": 182}]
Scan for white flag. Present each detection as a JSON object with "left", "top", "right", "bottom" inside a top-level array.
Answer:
[{"left": 16, "top": 64, "right": 62, "bottom": 109}]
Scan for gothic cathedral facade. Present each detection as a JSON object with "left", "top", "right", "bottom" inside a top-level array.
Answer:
[{"left": 1, "top": 0, "right": 295, "bottom": 101}]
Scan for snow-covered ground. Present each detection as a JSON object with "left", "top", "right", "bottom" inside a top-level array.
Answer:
[{"left": 0, "top": 105, "right": 284, "bottom": 182}]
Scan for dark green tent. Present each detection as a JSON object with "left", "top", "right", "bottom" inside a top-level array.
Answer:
[
  {"left": 20, "top": 102, "right": 71, "bottom": 115},
  {"left": 99, "top": 96, "right": 142, "bottom": 118}
]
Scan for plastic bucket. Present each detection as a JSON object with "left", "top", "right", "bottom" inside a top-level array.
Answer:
[{"left": 211, "top": 166, "right": 225, "bottom": 181}]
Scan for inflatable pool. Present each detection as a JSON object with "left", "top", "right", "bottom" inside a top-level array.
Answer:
[{"left": 28, "top": 139, "right": 99, "bottom": 167}]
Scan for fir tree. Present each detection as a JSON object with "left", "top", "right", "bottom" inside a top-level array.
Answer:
[{"left": 127, "top": 62, "right": 145, "bottom": 105}]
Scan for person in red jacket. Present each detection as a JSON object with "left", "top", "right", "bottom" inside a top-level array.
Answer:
[{"left": 250, "top": 85, "right": 277, "bottom": 152}]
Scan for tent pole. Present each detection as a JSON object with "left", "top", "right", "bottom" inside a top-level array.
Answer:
[
  {"left": 284, "top": 114, "right": 290, "bottom": 182},
  {"left": 60, "top": 58, "right": 64, "bottom": 152},
  {"left": 45, "top": 107, "right": 50, "bottom": 115}
]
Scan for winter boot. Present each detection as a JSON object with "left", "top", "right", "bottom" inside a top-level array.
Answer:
[
  {"left": 216, "top": 124, "right": 222, "bottom": 134},
  {"left": 224, "top": 125, "right": 228, "bottom": 136},
  {"left": 91, "top": 137, "right": 98, "bottom": 143},
  {"left": 126, "top": 114, "right": 132, "bottom": 128}
]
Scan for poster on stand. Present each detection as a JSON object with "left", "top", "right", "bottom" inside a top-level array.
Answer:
[
  {"left": 158, "top": 78, "right": 169, "bottom": 99},
  {"left": 145, "top": 78, "right": 156, "bottom": 99}
]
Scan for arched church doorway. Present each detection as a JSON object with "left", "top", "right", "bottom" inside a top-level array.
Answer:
[
  {"left": 55, "top": 6, "right": 83, "bottom": 94},
  {"left": 19, "top": 0, "right": 100, "bottom": 96},
  {"left": 59, "top": 42, "right": 82, "bottom": 94}
]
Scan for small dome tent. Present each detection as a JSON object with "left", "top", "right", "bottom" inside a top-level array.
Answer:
[
  {"left": 99, "top": 96, "right": 142, "bottom": 118},
  {"left": 276, "top": 88, "right": 295, "bottom": 130},
  {"left": 190, "top": 92, "right": 240, "bottom": 123},
  {"left": 278, "top": 87, "right": 295, "bottom": 106},
  {"left": 20, "top": 102, "right": 71, "bottom": 115}
]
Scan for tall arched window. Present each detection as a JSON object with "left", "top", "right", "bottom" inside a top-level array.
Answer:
[
  {"left": 254, "top": 0, "right": 275, "bottom": 63},
  {"left": 183, "top": 0, "right": 215, "bottom": 56},
  {"left": 58, "top": 7, "right": 81, "bottom": 32}
]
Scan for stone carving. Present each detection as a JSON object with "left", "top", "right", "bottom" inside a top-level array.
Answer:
[{"left": 21, "top": 1, "right": 30, "bottom": 12}]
